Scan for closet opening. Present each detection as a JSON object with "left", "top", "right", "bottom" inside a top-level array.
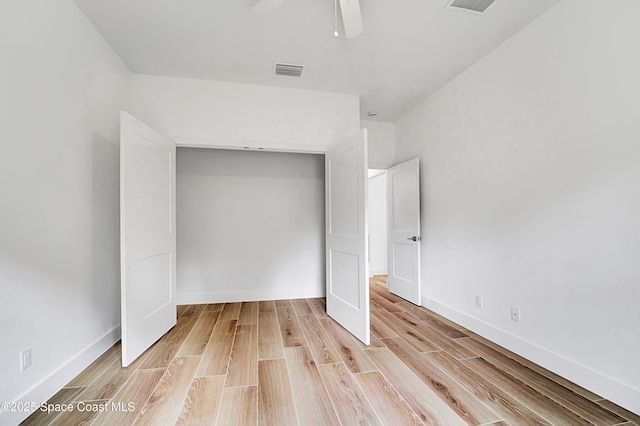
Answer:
[{"left": 176, "top": 147, "right": 326, "bottom": 304}]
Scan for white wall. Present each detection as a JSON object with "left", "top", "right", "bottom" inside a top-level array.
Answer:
[
  {"left": 362, "top": 120, "right": 395, "bottom": 168},
  {"left": 176, "top": 148, "right": 325, "bottom": 303},
  {"left": 368, "top": 171, "right": 388, "bottom": 277},
  {"left": 131, "top": 75, "right": 360, "bottom": 153},
  {"left": 0, "top": 0, "right": 131, "bottom": 423},
  {"left": 395, "top": 0, "right": 640, "bottom": 413}
]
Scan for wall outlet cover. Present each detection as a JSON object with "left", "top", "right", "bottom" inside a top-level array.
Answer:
[
  {"left": 21, "top": 348, "right": 32, "bottom": 371},
  {"left": 511, "top": 307, "right": 521, "bottom": 323}
]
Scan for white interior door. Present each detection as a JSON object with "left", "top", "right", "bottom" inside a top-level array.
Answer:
[
  {"left": 325, "top": 130, "right": 370, "bottom": 345},
  {"left": 120, "top": 112, "right": 176, "bottom": 367},
  {"left": 387, "top": 158, "right": 421, "bottom": 305}
]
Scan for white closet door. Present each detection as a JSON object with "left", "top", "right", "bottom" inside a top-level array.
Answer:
[
  {"left": 387, "top": 158, "right": 421, "bottom": 305},
  {"left": 325, "top": 130, "right": 370, "bottom": 345},
  {"left": 120, "top": 112, "right": 176, "bottom": 367}
]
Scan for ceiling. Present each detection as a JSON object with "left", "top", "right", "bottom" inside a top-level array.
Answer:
[{"left": 73, "top": 0, "right": 561, "bottom": 121}]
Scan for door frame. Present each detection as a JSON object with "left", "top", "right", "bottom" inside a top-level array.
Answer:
[{"left": 121, "top": 121, "right": 372, "bottom": 358}]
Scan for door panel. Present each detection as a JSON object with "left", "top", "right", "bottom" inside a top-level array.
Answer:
[
  {"left": 387, "top": 158, "right": 421, "bottom": 305},
  {"left": 121, "top": 112, "right": 176, "bottom": 367},
  {"left": 326, "top": 130, "right": 369, "bottom": 344}
]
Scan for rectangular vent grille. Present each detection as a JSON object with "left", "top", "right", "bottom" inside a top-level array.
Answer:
[
  {"left": 275, "top": 63, "right": 304, "bottom": 77},
  {"left": 447, "top": 0, "right": 496, "bottom": 14}
]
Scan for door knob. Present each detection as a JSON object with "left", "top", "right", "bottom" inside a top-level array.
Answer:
[{"left": 407, "top": 236, "right": 421, "bottom": 241}]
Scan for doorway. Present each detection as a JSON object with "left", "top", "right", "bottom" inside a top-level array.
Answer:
[
  {"left": 368, "top": 169, "right": 388, "bottom": 278},
  {"left": 367, "top": 159, "right": 422, "bottom": 306}
]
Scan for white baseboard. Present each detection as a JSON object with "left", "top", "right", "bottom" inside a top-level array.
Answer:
[
  {"left": 2, "top": 325, "right": 121, "bottom": 425},
  {"left": 177, "top": 287, "right": 325, "bottom": 305},
  {"left": 422, "top": 297, "right": 640, "bottom": 415}
]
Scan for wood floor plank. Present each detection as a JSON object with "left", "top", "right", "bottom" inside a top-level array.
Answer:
[
  {"left": 391, "top": 311, "right": 476, "bottom": 359},
  {"left": 275, "top": 299, "right": 292, "bottom": 308},
  {"left": 257, "top": 359, "right": 298, "bottom": 426},
  {"left": 374, "top": 309, "right": 440, "bottom": 353},
  {"left": 353, "top": 371, "right": 423, "bottom": 425},
  {"left": 297, "top": 314, "right": 341, "bottom": 365},
  {"left": 49, "top": 400, "right": 107, "bottom": 426},
  {"left": 141, "top": 316, "right": 197, "bottom": 369},
  {"left": 93, "top": 368, "right": 165, "bottom": 426},
  {"left": 426, "top": 309, "right": 468, "bottom": 331},
  {"left": 75, "top": 345, "right": 151, "bottom": 402},
  {"left": 205, "top": 303, "right": 225, "bottom": 312},
  {"left": 318, "top": 318, "right": 378, "bottom": 373},
  {"left": 456, "top": 338, "right": 625, "bottom": 425},
  {"left": 182, "top": 304, "right": 206, "bottom": 318},
  {"left": 596, "top": 400, "right": 640, "bottom": 424},
  {"left": 424, "top": 351, "right": 552, "bottom": 426},
  {"left": 175, "top": 376, "right": 225, "bottom": 426},
  {"left": 370, "top": 283, "right": 406, "bottom": 304},
  {"left": 218, "top": 302, "right": 242, "bottom": 321},
  {"left": 21, "top": 387, "right": 86, "bottom": 426},
  {"left": 258, "top": 312, "right": 285, "bottom": 360},
  {"left": 290, "top": 298, "right": 314, "bottom": 316},
  {"left": 284, "top": 346, "right": 340, "bottom": 425},
  {"left": 382, "top": 337, "right": 501, "bottom": 425},
  {"left": 463, "top": 330, "right": 602, "bottom": 401},
  {"left": 366, "top": 347, "right": 467, "bottom": 426},
  {"left": 65, "top": 342, "right": 121, "bottom": 387},
  {"left": 370, "top": 291, "right": 403, "bottom": 312},
  {"left": 135, "top": 356, "right": 201, "bottom": 425},
  {"left": 317, "top": 363, "right": 382, "bottom": 425},
  {"left": 361, "top": 333, "right": 387, "bottom": 349},
  {"left": 217, "top": 386, "right": 258, "bottom": 426},
  {"left": 259, "top": 300, "right": 276, "bottom": 313},
  {"left": 227, "top": 324, "right": 258, "bottom": 387},
  {"left": 238, "top": 301, "right": 259, "bottom": 325},
  {"left": 396, "top": 301, "right": 467, "bottom": 335},
  {"left": 196, "top": 319, "right": 237, "bottom": 377},
  {"left": 351, "top": 330, "right": 387, "bottom": 351},
  {"left": 371, "top": 314, "right": 399, "bottom": 338},
  {"left": 462, "top": 357, "right": 594, "bottom": 426},
  {"left": 176, "top": 310, "right": 220, "bottom": 356},
  {"left": 276, "top": 307, "right": 307, "bottom": 348},
  {"left": 177, "top": 305, "right": 190, "bottom": 318},
  {"left": 306, "top": 298, "right": 329, "bottom": 318}
]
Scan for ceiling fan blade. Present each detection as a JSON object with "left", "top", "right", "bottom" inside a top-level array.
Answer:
[
  {"left": 252, "top": 0, "right": 288, "bottom": 16},
  {"left": 338, "top": 0, "right": 363, "bottom": 39}
]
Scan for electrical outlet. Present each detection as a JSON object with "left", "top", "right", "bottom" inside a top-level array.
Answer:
[
  {"left": 511, "top": 307, "right": 521, "bottom": 323},
  {"left": 21, "top": 348, "right": 32, "bottom": 371},
  {"left": 475, "top": 295, "right": 483, "bottom": 308}
]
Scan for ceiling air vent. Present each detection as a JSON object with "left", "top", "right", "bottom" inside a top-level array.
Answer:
[
  {"left": 446, "top": 0, "right": 497, "bottom": 14},
  {"left": 275, "top": 63, "right": 304, "bottom": 77}
]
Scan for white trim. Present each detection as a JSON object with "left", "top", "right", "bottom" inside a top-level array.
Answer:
[
  {"left": 177, "top": 288, "right": 325, "bottom": 305},
  {"left": 368, "top": 169, "right": 386, "bottom": 178},
  {"left": 1, "top": 326, "right": 121, "bottom": 425},
  {"left": 422, "top": 297, "right": 640, "bottom": 415},
  {"left": 368, "top": 162, "right": 393, "bottom": 170},
  {"left": 174, "top": 136, "right": 327, "bottom": 154}
]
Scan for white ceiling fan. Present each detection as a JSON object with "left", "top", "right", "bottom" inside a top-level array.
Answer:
[{"left": 252, "top": 0, "right": 363, "bottom": 39}]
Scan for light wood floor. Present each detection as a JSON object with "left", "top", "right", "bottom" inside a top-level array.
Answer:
[{"left": 22, "top": 277, "right": 638, "bottom": 425}]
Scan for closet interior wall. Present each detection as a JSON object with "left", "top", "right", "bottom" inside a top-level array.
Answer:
[{"left": 176, "top": 148, "right": 326, "bottom": 304}]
